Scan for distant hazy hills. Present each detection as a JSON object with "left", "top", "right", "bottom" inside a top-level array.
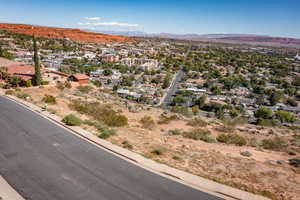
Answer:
[
  {"left": 95, "top": 30, "right": 256, "bottom": 39},
  {"left": 96, "top": 30, "right": 300, "bottom": 47}
]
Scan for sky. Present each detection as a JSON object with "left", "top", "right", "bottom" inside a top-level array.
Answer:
[{"left": 0, "top": 0, "right": 299, "bottom": 38}]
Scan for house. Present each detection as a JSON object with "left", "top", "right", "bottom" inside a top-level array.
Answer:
[
  {"left": 1, "top": 64, "right": 70, "bottom": 84},
  {"left": 3, "top": 65, "right": 35, "bottom": 81},
  {"left": 69, "top": 74, "right": 90, "bottom": 84}
]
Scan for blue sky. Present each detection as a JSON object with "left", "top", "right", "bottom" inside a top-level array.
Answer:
[{"left": 0, "top": 0, "right": 299, "bottom": 38}]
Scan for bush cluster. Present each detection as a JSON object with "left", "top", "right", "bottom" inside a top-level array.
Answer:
[
  {"left": 261, "top": 137, "right": 288, "bottom": 151},
  {"left": 139, "top": 115, "right": 155, "bottom": 129},
  {"left": 157, "top": 114, "right": 179, "bottom": 124},
  {"left": 5, "top": 90, "right": 14, "bottom": 95},
  {"left": 168, "top": 129, "right": 182, "bottom": 135},
  {"left": 56, "top": 81, "right": 72, "bottom": 90},
  {"left": 187, "top": 117, "right": 207, "bottom": 127},
  {"left": 70, "top": 100, "right": 128, "bottom": 127},
  {"left": 183, "top": 129, "right": 216, "bottom": 143},
  {"left": 42, "top": 95, "right": 57, "bottom": 104},
  {"left": 16, "top": 93, "right": 30, "bottom": 99},
  {"left": 217, "top": 134, "right": 247, "bottom": 146},
  {"left": 62, "top": 114, "right": 82, "bottom": 126},
  {"left": 83, "top": 120, "right": 116, "bottom": 139},
  {"left": 151, "top": 148, "right": 166, "bottom": 155},
  {"left": 76, "top": 85, "right": 93, "bottom": 93}
]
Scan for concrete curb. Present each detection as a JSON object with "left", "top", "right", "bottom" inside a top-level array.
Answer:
[
  {"left": 2, "top": 94, "right": 270, "bottom": 200},
  {"left": 0, "top": 176, "right": 25, "bottom": 200}
]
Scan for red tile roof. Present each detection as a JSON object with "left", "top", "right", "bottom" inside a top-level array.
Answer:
[
  {"left": 71, "top": 74, "right": 89, "bottom": 80},
  {"left": 6, "top": 65, "right": 35, "bottom": 76}
]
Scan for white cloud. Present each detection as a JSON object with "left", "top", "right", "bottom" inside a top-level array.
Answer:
[
  {"left": 84, "top": 17, "right": 102, "bottom": 21},
  {"left": 78, "top": 21, "right": 139, "bottom": 27}
]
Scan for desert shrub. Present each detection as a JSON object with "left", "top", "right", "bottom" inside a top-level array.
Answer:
[
  {"left": 151, "top": 148, "right": 166, "bottom": 155},
  {"left": 183, "top": 129, "right": 216, "bottom": 143},
  {"left": 5, "top": 90, "right": 14, "bottom": 95},
  {"left": 157, "top": 114, "right": 179, "bottom": 124},
  {"left": 248, "top": 137, "right": 260, "bottom": 147},
  {"left": 172, "top": 155, "right": 182, "bottom": 160},
  {"left": 288, "top": 126, "right": 300, "bottom": 131},
  {"left": 64, "top": 81, "right": 72, "bottom": 89},
  {"left": 217, "top": 134, "right": 247, "bottom": 146},
  {"left": 187, "top": 117, "right": 207, "bottom": 127},
  {"left": 98, "top": 129, "right": 116, "bottom": 139},
  {"left": 168, "top": 129, "right": 182, "bottom": 135},
  {"left": 17, "top": 93, "right": 30, "bottom": 99},
  {"left": 256, "top": 119, "right": 278, "bottom": 127},
  {"left": 122, "top": 141, "right": 133, "bottom": 149},
  {"left": 240, "top": 151, "right": 252, "bottom": 157},
  {"left": 77, "top": 85, "right": 93, "bottom": 93},
  {"left": 24, "top": 80, "right": 32, "bottom": 87},
  {"left": 291, "top": 135, "right": 300, "bottom": 147},
  {"left": 216, "top": 134, "right": 230, "bottom": 143},
  {"left": 3, "top": 84, "right": 12, "bottom": 89},
  {"left": 261, "top": 137, "right": 288, "bottom": 151},
  {"left": 56, "top": 81, "right": 71, "bottom": 90},
  {"left": 46, "top": 108, "right": 57, "bottom": 114},
  {"left": 69, "top": 100, "right": 128, "bottom": 127},
  {"left": 171, "top": 106, "right": 192, "bottom": 117},
  {"left": 56, "top": 82, "right": 65, "bottom": 90},
  {"left": 42, "top": 95, "right": 57, "bottom": 104},
  {"left": 139, "top": 115, "right": 155, "bottom": 129},
  {"left": 41, "top": 81, "right": 49, "bottom": 85},
  {"left": 83, "top": 119, "right": 96, "bottom": 126},
  {"left": 83, "top": 119, "right": 116, "bottom": 138},
  {"left": 62, "top": 114, "right": 82, "bottom": 126},
  {"left": 289, "top": 158, "right": 300, "bottom": 168},
  {"left": 254, "top": 106, "right": 273, "bottom": 119}
]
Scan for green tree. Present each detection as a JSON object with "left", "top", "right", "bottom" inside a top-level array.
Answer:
[
  {"left": 195, "top": 94, "right": 207, "bottom": 108},
  {"left": 210, "top": 85, "right": 221, "bottom": 95},
  {"left": 33, "top": 36, "right": 42, "bottom": 86},
  {"left": 275, "top": 110, "right": 296, "bottom": 123},
  {"left": 9, "top": 76, "right": 21, "bottom": 87},
  {"left": 162, "top": 73, "right": 172, "bottom": 89},
  {"left": 254, "top": 107, "right": 273, "bottom": 119},
  {"left": 269, "top": 91, "right": 283, "bottom": 106}
]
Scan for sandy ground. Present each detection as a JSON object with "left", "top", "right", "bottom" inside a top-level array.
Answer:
[{"left": 3, "top": 84, "right": 300, "bottom": 200}]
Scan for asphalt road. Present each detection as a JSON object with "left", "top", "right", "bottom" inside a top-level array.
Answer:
[
  {"left": 162, "top": 45, "right": 191, "bottom": 107},
  {"left": 162, "top": 69, "right": 185, "bottom": 107},
  {"left": 0, "top": 96, "right": 223, "bottom": 200}
]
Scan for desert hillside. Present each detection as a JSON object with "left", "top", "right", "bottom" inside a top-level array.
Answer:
[{"left": 0, "top": 23, "right": 132, "bottom": 43}]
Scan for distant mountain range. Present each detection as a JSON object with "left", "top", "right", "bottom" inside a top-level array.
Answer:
[
  {"left": 94, "top": 30, "right": 300, "bottom": 47},
  {"left": 93, "top": 30, "right": 258, "bottom": 39}
]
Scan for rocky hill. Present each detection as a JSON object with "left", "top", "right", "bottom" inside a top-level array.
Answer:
[{"left": 0, "top": 23, "right": 132, "bottom": 43}]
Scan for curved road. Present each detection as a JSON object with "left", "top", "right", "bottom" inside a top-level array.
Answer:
[{"left": 0, "top": 96, "right": 223, "bottom": 200}]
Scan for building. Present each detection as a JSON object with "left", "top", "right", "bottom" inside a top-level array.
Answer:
[
  {"left": 0, "top": 64, "right": 69, "bottom": 84},
  {"left": 4, "top": 65, "right": 35, "bottom": 81},
  {"left": 120, "top": 58, "right": 159, "bottom": 70},
  {"left": 69, "top": 74, "right": 90, "bottom": 84}
]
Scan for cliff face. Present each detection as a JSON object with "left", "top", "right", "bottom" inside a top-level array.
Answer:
[{"left": 0, "top": 23, "right": 133, "bottom": 43}]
